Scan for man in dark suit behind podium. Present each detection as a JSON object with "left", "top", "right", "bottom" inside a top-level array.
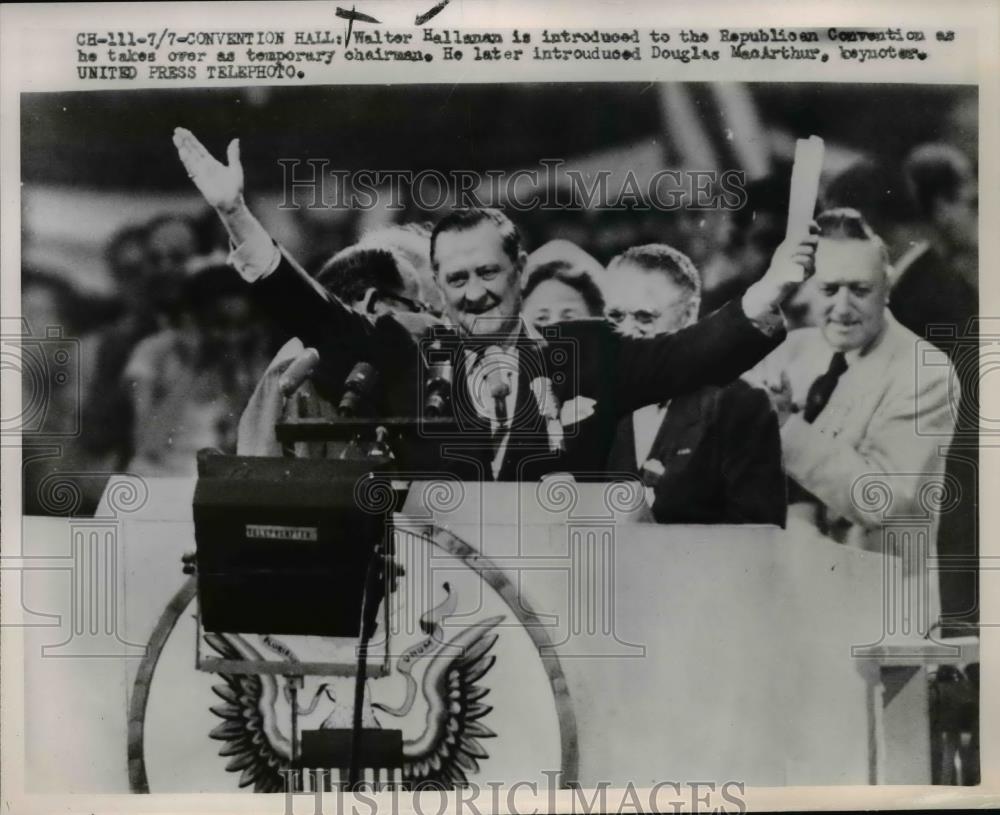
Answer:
[
  {"left": 604, "top": 244, "right": 786, "bottom": 526},
  {"left": 173, "top": 128, "right": 817, "bottom": 481}
]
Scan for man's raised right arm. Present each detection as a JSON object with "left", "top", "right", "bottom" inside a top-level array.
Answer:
[{"left": 171, "top": 127, "right": 372, "bottom": 353}]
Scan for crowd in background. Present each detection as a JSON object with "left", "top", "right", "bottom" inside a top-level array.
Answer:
[
  {"left": 22, "top": 211, "right": 280, "bottom": 514},
  {"left": 19, "top": 88, "right": 980, "bottom": 784},
  {"left": 21, "top": 134, "right": 977, "bottom": 517}
]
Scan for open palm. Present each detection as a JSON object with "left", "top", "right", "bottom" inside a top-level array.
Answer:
[{"left": 172, "top": 127, "right": 243, "bottom": 211}]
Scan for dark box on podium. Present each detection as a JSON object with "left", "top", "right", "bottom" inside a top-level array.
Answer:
[{"left": 192, "top": 451, "right": 398, "bottom": 638}]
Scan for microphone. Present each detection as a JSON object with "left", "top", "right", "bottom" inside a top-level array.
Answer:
[
  {"left": 338, "top": 361, "right": 379, "bottom": 417},
  {"left": 423, "top": 357, "right": 453, "bottom": 418}
]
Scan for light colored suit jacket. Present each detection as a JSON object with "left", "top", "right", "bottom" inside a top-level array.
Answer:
[{"left": 746, "top": 315, "right": 958, "bottom": 572}]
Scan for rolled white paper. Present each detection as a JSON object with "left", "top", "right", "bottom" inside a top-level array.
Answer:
[{"left": 785, "top": 135, "right": 825, "bottom": 239}]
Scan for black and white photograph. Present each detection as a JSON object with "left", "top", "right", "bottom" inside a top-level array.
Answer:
[{"left": 2, "top": 2, "right": 997, "bottom": 813}]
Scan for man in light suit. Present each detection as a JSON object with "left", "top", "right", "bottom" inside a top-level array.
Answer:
[
  {"left": 604, "top": 244, "right": 786, "bottom": 526},
  {"left": 746, "top": 208, "right": 958, "bottom": 626},
  {"left": 173, "top": 127, "right": 817, "bottom": 481}
]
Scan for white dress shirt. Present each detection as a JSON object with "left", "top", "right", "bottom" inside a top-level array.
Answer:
[
  {"left": 632, "top": 401, "right": 669, "bottom": 506},
  {"left": 464, "top": 345, "right": 519, "bottom": 480}
]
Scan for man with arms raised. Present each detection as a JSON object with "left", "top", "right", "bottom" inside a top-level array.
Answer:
[
  {"left": 604, "top": 244, "right": 785, "bottom": 525},
  {"left": 173, "top": 128, "right": 817, "bottom": 480}
]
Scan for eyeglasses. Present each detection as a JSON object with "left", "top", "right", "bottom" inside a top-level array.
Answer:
[
  {"left": 605, "top": 307, "right": 662, "bottom": 328},
  {"left": 378, "top": 292, "right": 428, "bottom": 314}
]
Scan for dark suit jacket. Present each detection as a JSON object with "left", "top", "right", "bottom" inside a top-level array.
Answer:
[
  {"left": 605, "top": 380, "right": 786, "bottom": 526},
  {"left": 890, "top": 244, "right": 977, "bottom": 355},
  {"left": 889, "top": 244, "right": 979, "bottom": 626},
  {"left": 250, "top": 251, "right": 785, "bottom": 480}
]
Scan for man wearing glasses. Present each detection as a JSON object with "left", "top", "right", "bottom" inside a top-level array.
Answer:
[
  {"left": 175, "top": 127, "right": 816, "bottom": 479},
  {"left": 604, "top": 245, "right": 786, "bottom": 525},
  {"left": 236, "top": 242, "right": 433, "bottom": 457}
]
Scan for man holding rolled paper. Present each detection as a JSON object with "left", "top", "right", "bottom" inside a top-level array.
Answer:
[
  {"left": 603, "top": 242, "right": 786, "bottom": 526},
  {"left": 745, "top": 208, "right": 957, "bottom": 588},
  {"left": 172, "top": 126, "right": 818, "bottom": 480}
]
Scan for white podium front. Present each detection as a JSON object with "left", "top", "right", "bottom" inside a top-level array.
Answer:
[
  {"left": 19, "top": 477, "right": 943, "bottom": 793},
  {"left": 399, "top": 480, "right": 909, "bottom": 787}
]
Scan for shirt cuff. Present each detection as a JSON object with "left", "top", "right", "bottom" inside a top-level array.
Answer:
[
  {"left": 226, "top": 224, "right": 281, "bottom": 282},
  {"left": 744, "top": 304, "right": 786, "bottom": 337},
  {"left": 740, "top": 285, "right": 787, "bottom": 337},
  {"left": 228, "top": 237, "right": 280, "bottom": 282}
]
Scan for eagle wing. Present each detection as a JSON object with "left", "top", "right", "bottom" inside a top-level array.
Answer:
[
  {"left": 204, "top": 631, "right": 292, "bottom": 792},
  {"left": 402, "top": 615, "right": 504, "bottom": 787}
]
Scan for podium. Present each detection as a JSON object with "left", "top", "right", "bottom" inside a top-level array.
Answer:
[
  {"left": 18, "top": 476, "right": 956, "bottom": 792},
  {"left": 399, "top": 479, "right": 933, "bottom": 786}
]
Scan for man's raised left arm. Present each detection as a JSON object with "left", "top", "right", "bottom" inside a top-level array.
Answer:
[{"left": 613, "top": 227, "right": 819, "bottom": 412}]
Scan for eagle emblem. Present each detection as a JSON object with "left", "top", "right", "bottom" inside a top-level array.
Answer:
[{"left": 205, "top": 583, "right": 503, "bottom": 791}]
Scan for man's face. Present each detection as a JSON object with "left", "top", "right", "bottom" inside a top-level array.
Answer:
[
  {"left": 110, "top": 237, "right": 153, "bottom": 305},
  {"left": 434, "top": 221, "right": 523, "bottom": 337},
  {"left": 148, "top": 220, "right": 197, "bottom": 278},
  {"left": 814, "top": 238, "right": 888, "bottom": 352},
  {"left": 201, "top": 293, "right": 255, "bottom": 346},
  {"left": 605, "top": 263, "right": 694, "bottom": 338},
  {"left": 112, "top": 237, "right": 150, "bottom": 279}
]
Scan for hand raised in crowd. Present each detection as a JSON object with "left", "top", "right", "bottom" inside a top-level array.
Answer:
[
  {"left": 742, "top": 221, "right": 820, "bottom": 320},
  {"left": 172, "top": 127, "right": 244, "bottom": 214}
]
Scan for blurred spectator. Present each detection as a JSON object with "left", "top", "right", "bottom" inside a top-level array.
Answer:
[
  {"left": 21, "top": 265, "right": 110, "bottom": 515},
  {"left": 315, "top": 243, "right": 426, "bottom": 317},
  {"left": 891, "top": 143, "right": 979, "bottom": 631},
  {"left": 123, "top": 262, "right": 273, "bottom": 476},
  {"left": 699, "top": 176, "right": 787, "bottom": 317},
  {"left": 891, "top": 142, "right": 978, "bottom": 342},
  {"left": 536, "top": 210, "right": 592, "bottom": 254},
  {"left": 590, "top": 208, "right": 644, "bottom": 261},
  {"left": 107, "top": 225, "right": 154, "bottom": 301},
  {"left": 942, "top": 94, "right": 978, "bottom": 182},
  {"left": 238, "top": 244, "right": 430, "bottom": 458},
  {"left": 146, "top": 214, "right": 200, "bottom": 313},
  {"left": 521, "top": 259, "right": 605, "bottom": 331},
  {"left": 355, "top": 221, "right": 441, "bottom": 313},
  {"left": 523, "top": 239, "right": 605, "bottom": 284},
  {"left": 821, "top": 156, "right": 898, "bottom": 237},
  {"left": 80, "top": 223, "right": 158, "bottom": 468},
  {"left": 603, "top": 244, "right": 785, "bottom": 525},
  {"left": 21, "top": 266, "right": 97, "bottom": 435}
]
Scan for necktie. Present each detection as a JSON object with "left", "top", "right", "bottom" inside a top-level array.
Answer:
[
  {"left": 488, "top": 371, "right": 511, "bottom": 435},
  {"left": 477, "top": 345, "right": 513, "bottom": 436},
  {"left": 802, "top": 351, "right": 848, "bottom": 423}
]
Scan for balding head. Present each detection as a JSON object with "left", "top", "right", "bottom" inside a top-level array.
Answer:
[{"left": 604, "top": 244, "right": 702, "bottom": 338}]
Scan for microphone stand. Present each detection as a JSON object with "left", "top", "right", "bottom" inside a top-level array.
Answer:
[{"left": 348, "top": 540, "right": 386, "bottom": 789}]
